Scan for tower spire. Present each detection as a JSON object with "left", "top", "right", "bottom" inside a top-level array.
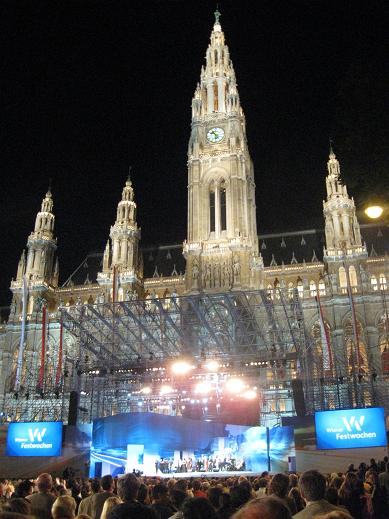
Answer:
[{"left": 323, "top": 147, "right": 364, "bottom": 255}]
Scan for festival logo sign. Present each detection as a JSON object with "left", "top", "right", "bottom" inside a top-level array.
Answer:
[
  {"left": 6, "top": 421, "right": 63, "bottom": 456},
  {"left": 315, "top": 408, "right": 387, "bottom": 450}
]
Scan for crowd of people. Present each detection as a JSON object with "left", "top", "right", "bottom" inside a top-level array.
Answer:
[{"left": 1, "top": 457, "right": 389, "bottom": 519}]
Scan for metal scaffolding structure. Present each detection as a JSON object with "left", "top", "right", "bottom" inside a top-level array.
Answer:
[{"left": 2, "top": 288, "right": 388, "bottom": 425}]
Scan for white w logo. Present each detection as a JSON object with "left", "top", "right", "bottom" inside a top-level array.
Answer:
[
  {"left": 342, "top": 416, "right": 365, "bottom": 432},
  {"left": 28, "top": 427, "right": 47, "bottom": 442}
]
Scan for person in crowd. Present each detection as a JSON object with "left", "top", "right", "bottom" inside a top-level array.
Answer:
[
  {"left": 328, "top": 477, "right": 343, "bottom": 492},
  {"left": 138, "top": 484, "right": 150, "bottom": 506},
  {"left": 314, "top": 512, "right": 353, "bottom": 519},
  {"left": 254, "top": 478, "right": 268, "bottom": 498},
  {"left": 364, "top": 470, "right": 388, "bottom": 519},
  {"left": 338, "top": 473, "right": 372, "bottom": 519},
  {"left": 356, "top": 463, "right": 367, "bottom": 481},
  {"left": 0, "top": 513, "right": 32, "bottom": 519},
  {"left": 229, "top": 484, "right": 251, "bottom": 514},
  {"left": 293, "top": 470, "right": 344, "bottom": 519},
  {"left": 90, "top": 475, "right": 115, "bottom": 519},
  {"left": 66, "top": 481, "right": 82, "bottom": 513},
  {"left": 151, "top": 483, "right": 175, "bottom": 519},
  {"left": 52, "top": 496, "right": 77, "bottom": 519},
  {"left": 182, "top": 497, "right": 217, "bottom": 519},
  {"left": 13, "top": 481, "right": 33, "bottom": 501},
  {"left": 324, "top": 488, "right": 340, "bottom": 507},
  {"left": 368, "top": 459, "right": 378, "bottom": 473},
  {"left": 27, "top": 473, "right": 57, "bottom": 519},
  {"left": 192, "top": 481, "right": 207, "bottom": 499},
  {"left": 346, "top": 464, "right": 356, "bottom": 474},
  {"left": 107, "top": 473, "right": 157, "bottom": 519},
  {"left": 99, "top": 497, "right": 122, "bottom": 519},
  {"left": 167, "top": 489, "right": 187, "bottom": 519},
  {"left": 288, "top": 475, "right": 304, "bottom": 513},
  {"left": 79, "top": 480, "right": 101, "bottom": 517},
  {"left": 232, "top": 496, "right": 292, "bottom": 519},
  {"left": 378, "top": 461, "right": 389, "bottom": 504},
  {"left": 207, "top": 487, "right": 223, "bottom": 512},
  {"left": 268, "top": 474, "right": 296, "bottom": 515},
  {"left": 217, "top": 492, "right": 234, "bottom": 519},
  {"left": 1, "top": 498, "right": 31, "bottom": 516}
]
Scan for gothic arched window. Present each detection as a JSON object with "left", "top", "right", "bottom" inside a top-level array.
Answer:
[
  {"left": 309, "top": 280, "right": 317, "bottom": 297},
  {"left": 297, "top": 278, "right": 304, "bottom": 298},
  {"left": 371, "top": 275, "right": 378, "bottom": 291},
  {"left": 209, "top": 185, "right": 216, "bottom": 233},
  {"left": 312, "top": 321, "right": 333, "bottom": 377},
  {"left": 339, "top": 267, "right": 347, "bottom": 292},
  {"left": 344, "top": 319, "right": 368, "bottom": 375},
  {"left": 379, "top": 273, "right": 387, "bottom": 290},
  {"left": 349, "top": 266, "right": 358, "bottom": 290},
  {"left": 220, "top": 181, "right": 227, "bottom": 232},
  {"left": 318, "top": 278, "right": 326, "bottom": 296}
]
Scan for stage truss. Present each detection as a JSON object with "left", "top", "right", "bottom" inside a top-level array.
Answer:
[{"left": 2, "top": 289, "right": 386, "bottom": 425}]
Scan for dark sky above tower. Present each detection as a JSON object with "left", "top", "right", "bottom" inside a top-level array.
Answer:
[{"left": 1, "top": 0, "right": 388, "bottom": 307}]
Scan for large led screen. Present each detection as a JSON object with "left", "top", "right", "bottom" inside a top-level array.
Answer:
[
  {"left": 315, "top": 408, "right": 387, "bottom": 450},
  {"left": 6, "top": 421, "right": 63, "bottom": 457},
  {"left": 90, "top": 412, "right": 294, "bottom": 476}
]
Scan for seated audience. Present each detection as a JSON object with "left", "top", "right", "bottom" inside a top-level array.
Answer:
[
  {"left": 52, "top": 496, "right": 77, "bottom": 519},
  {"left": 232, "top": 496, "right": 292, "bottom": 519},
  {"left": 293, "top": 470, "right": 343, "bottom": 519}
]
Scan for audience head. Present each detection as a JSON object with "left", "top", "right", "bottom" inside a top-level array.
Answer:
[
  {"left": 270, "top": 473, "right": 289, "bottom": 499},
  {"left": 182, "top": 497, "right": 218, "bottom": 519},
  {"left": 299, "top": 470, "right": 326, "bottom": 501},
  {"left": 117, "top": 474, "right": 140, "bottom": 502},
  {"left": 232, "top": 496, "right": 292, "bottom": 519},
  {"left": 152, "top": 483, "right": 168, "bottom": 501},
  {"left": 170, "top": 489, "right": 187, "bottom": 511},
  {"left": 137, "top": 483, "right": 149, "bottom": 504},
  {"left": 52, "top": 496, "right": 77, "bottom": 519},
  {"left": 101, "top": 475, "right": 113, "bottom": 492},
  {"left": 14, "top": 481, "right": 33, "bottom": 499},
  {"left": 37, "top": 473, "right": 53, "bottom": 493}
]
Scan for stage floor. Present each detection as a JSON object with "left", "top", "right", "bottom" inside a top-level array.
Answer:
[{"left": 158, "top": 470, "right": 256, "bottom": 478}]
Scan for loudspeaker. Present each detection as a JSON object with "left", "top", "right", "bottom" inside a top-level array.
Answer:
[
  {"left": 291, "top": 378, "right": 306, "bottom": 417},
  {"left": 68, "top": 390, "right": 79, "bottom": 425}
]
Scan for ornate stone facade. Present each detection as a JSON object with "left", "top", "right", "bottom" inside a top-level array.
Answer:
[{"left": 1, "top": 11, "right": 389, "bottom": 424}]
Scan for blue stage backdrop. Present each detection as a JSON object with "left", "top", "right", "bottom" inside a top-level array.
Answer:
[
  {"left": 90, "top": 412, "right": 294, "bottom": 476},
  {"left": 315, "top": 407, "right": 387, "bottom": 450},
  {"left": 6, "top": 421, "right": 63, "bottom": 457}
]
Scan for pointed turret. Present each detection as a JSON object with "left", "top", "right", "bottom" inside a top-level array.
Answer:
[
  {"left": 323, "top": 145, "right": 365, "bottom": 258},
  {"left": 16, "top": 250, "right": 26, "bottom": 281},
  {"left": 97, "top": 172, "right": 142, "bottom": 298},
  {"left": 191, "top": 8, "right": 241, "bottom": 120},
  {"left": 24, "top": 187, "right": 57, "bottom": 283}
]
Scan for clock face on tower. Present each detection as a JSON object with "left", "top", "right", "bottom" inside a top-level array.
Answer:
[{"left": 207, "top": 127, "right": 225, "bottom": 144}]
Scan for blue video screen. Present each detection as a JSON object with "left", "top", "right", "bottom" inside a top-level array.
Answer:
[
  {"left": 315, "top": 408, "right": 387, "bottom": 450},
  {"left": 6, "top": 421, "right": 63, "bottom": 457},
  {"left": 90, "top": 412, "right": 295, "bottom": 476}
]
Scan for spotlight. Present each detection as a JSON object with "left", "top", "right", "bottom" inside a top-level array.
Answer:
[
  {"left": 225, "top": 378, "right": 245, "bottom": 394},
  {"left": 364, "top": 205, "right": 383, "bottom": 219},
  {"left": 195, "top": 381, "right": 212, "bottom": 394},
  {"left": 140, "top": 386, "right": 151, "bottom": 394},
  {"left": 160, "top": 385, "right": 173, "bottom": 395},
  {"left": 171, "top": 360, "right": 192, "bottom": 375},
  {"left": 205, "top": 360, "right": 219, "bottom": 371},
  {"left": 137, "top": 401, "right": 143, "bottom": 407},
  {"left": 242, "top": 389, "right": 257, "bottom": 400}
]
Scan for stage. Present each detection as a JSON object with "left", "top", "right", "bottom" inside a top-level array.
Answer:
[{"left": 159, "top": 470, "right": 258, "bottom": 479}]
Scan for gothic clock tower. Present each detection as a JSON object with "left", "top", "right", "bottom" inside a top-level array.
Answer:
[{"left": 184, "top": 10, "right": 262, "bottom": 292}]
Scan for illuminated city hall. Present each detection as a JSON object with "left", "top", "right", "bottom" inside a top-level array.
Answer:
[{"left": 1, "top": 11, "right": 389, "bottom": 428}]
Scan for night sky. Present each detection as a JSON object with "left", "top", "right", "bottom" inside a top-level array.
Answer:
[{"left": 1, "top": 0, "right": 388, "bottom": 307}]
